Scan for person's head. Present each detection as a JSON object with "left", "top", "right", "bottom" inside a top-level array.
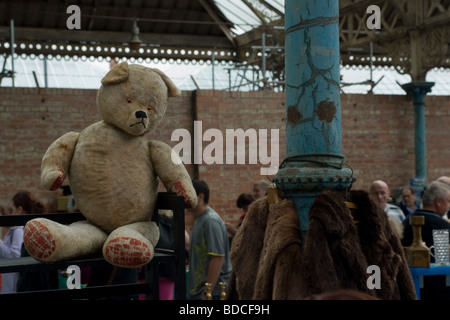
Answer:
[
  {"left": 189, "top": 179, "right": 210, "bottom": 215},
  {"left": 401, "top": 186, "right": 417, "bottom": 206},
  {"left": 421, "top": 181, "right": 450, "bottom": 217},
  {"left": 10, "top": 191, "right": 46, "bottom": 215},
  {"left": 236, "top": 193, "right": 255, "bottom": 212},
  {"left": 253, "top": 180, "right": 269, "bottom": 199},
  {"left": 369, "top": 180, "right": 390, "bottom": 210},
  {"left": 437, "top": 176, "right": 450, "bottom": 186}
]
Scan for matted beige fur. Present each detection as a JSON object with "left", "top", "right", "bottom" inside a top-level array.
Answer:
[{"left": 24, "top": 62, "right": 197, "bottom": 268}]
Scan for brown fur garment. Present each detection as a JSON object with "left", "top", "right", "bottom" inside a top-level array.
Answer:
[
  {"left": 302, "top": 189, "right": 416, "bottom": 300},
  {"left": 228, "top": 189, "right": 416, "bottom": 300},
  {"left": 228, "top": 197, "right": 270, "bottom": 300},
  {"left": 347, "top": 190, "right": 416, "bottom": 300},
  {"left": 306, "top": 288, "right": 379, "bottom": 300},
  {"left": 301, "top": 189, "right": 374, "bottom": 298},
  {"left": 253, "top": 199, "right": 303, "bottom": 300},
  {"left": 228, "top": 197, "right": 304, "bottom": 300}
]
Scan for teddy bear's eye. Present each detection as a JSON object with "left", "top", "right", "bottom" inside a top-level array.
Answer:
[
  {"left": 126, "top": 98, "right": 133, "bottom": 104},
  {"left": 148, "top": 106, "right": 152, "bottom": 112}
]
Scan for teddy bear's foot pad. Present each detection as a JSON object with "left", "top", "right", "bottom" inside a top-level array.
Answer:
[
  {"left": 103, "top": 237, "right": 152, "bottom": 267},
  {"left": 23, "top": 220, "right": 56, "bottom": 261}
]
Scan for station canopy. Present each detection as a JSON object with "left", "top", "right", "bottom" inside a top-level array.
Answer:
[{"left": 0, "top": 0, "right": 449, "bottom": 93}]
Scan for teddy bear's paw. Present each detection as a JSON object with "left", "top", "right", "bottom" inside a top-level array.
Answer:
[
  {"left": 42, "top": 168, "right": 65, "bottom": 191},
  {"left": 23, "top": 219, "right": 57, "bottom": 261},
  {"left": 173, "top": 180, "right": 197, "bottom": 209},
  {"left": 103, "top": 236, "right": 153, "bottom": 268}
]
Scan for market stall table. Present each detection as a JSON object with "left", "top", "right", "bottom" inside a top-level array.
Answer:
[{"left": 409, "top": 263, "right": 450, "bottom": 299}]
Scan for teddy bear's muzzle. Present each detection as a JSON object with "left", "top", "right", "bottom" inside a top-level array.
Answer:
[
  {"left": 130, "top": 110, "right": 148, "bottom": 129},
  {"left": 130, "top": 119, "right": 146, "bottom": 129}
]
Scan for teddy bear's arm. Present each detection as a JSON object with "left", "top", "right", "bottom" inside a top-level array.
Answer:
[
  {"left": 149, "top": 140, "right": 198, "bottom": 209},
  {"left": 41, "top": 132, "right": 80, "bottom": 191}
]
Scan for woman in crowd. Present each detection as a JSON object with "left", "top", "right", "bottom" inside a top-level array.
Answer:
[{"left": 0, "top": 191, "right": 48, "bottom": 294}]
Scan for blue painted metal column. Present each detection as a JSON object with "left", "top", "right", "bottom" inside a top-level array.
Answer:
[
  {"left": 401, "top": 82, "right": 434, "bottom": 187},
  {"left": 274, "top": 0, "right": 354, "bottom": 242}
]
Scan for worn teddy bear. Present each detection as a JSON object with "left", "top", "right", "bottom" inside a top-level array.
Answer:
[{"left": 23, "top": 62, "right": 197, "bottom": 268}]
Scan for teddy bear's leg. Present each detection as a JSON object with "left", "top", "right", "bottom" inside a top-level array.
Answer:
[
  {"left": 24, "top": 218, "right": 108, "bottom": 262},
  {"left": 102, "top": 221, "right": 160, "bottom": 268}
]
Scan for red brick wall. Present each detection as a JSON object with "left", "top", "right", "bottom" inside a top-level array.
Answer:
[
  {"left": 341, "top": 94, "right": 450, "bottom": 194},
  {"left": 190, "top": 90, "right": 286, "bottom": 228},
  {"left": 0, "top": 87, "right": 100, "bottom": 210},
  {"left": 1, "top": 87, "right": 449, "bottom": 231}
]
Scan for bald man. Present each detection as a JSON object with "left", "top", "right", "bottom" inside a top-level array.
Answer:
[{"left": 369, "top": 180, "right": 406, "bottom": 225}]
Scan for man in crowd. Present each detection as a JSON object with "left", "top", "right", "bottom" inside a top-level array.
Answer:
[
  {"left": 369, "top": 180, "right": 406, "bottom": 224},
  {"left": 399, "top": 186, "right": 420, "bottom": 218},
  {"left": 401, "top": 180, "right": 450, "bottom": 300},
  {"left": 187, "top": 179, "right": 231, "bottom": 300}
]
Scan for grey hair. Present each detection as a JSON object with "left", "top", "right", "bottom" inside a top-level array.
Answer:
[
  {"left": 422, "top": 181, "right": 450, "bottom": 207},
  {"left": 254, "top": 180, "right": 270, "bottom": 191}
]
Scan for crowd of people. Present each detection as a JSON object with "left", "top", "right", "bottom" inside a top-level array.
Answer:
[
  {"left": 1, "top": 176, "right": 450, "bottom": 300},
  {"left": 368, "top": 177, "right": 450, "bottom": 300}
]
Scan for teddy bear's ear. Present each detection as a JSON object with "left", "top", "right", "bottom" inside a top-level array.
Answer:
[
  {"left": 101, "top": 62, "right": 129, "bottom": 85},
  {"left": 151, "top": 68, "right": 181, "bottom": 97}
]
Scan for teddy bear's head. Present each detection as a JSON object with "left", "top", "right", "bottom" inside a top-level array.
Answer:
[{"left": 96, "top": 62, "right": 181, "bottom": 136}]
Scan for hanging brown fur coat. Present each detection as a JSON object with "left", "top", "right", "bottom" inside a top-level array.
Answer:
[
  {"left": 227, "top": 197, "right": 270, "bottom": 299},
  {"left": 301, "top": 189, "right": 416, "bottom": 300},
  {"left": 228, "top": 197, "right": 304, "bottom": 299},
  {"left": 228, "top": 189, "right": 416, "bottom": 300}
]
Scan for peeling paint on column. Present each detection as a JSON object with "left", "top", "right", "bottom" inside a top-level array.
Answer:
[
  {"left": 287, "top": 106, "right": 303, "bottom": 125},
  {"left": 315, "top": 100, "right": 336, "bottom": 123},
  {"left": 284, "top": 0, "right": 342, "bottom": 156},
  {"left": 275, "top": 0, "right": 354, "bottom": 243}
]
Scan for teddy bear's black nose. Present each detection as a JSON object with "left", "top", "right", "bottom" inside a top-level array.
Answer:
[{"left": 135, "top": 111, "right": 147, "bottom": 119}]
